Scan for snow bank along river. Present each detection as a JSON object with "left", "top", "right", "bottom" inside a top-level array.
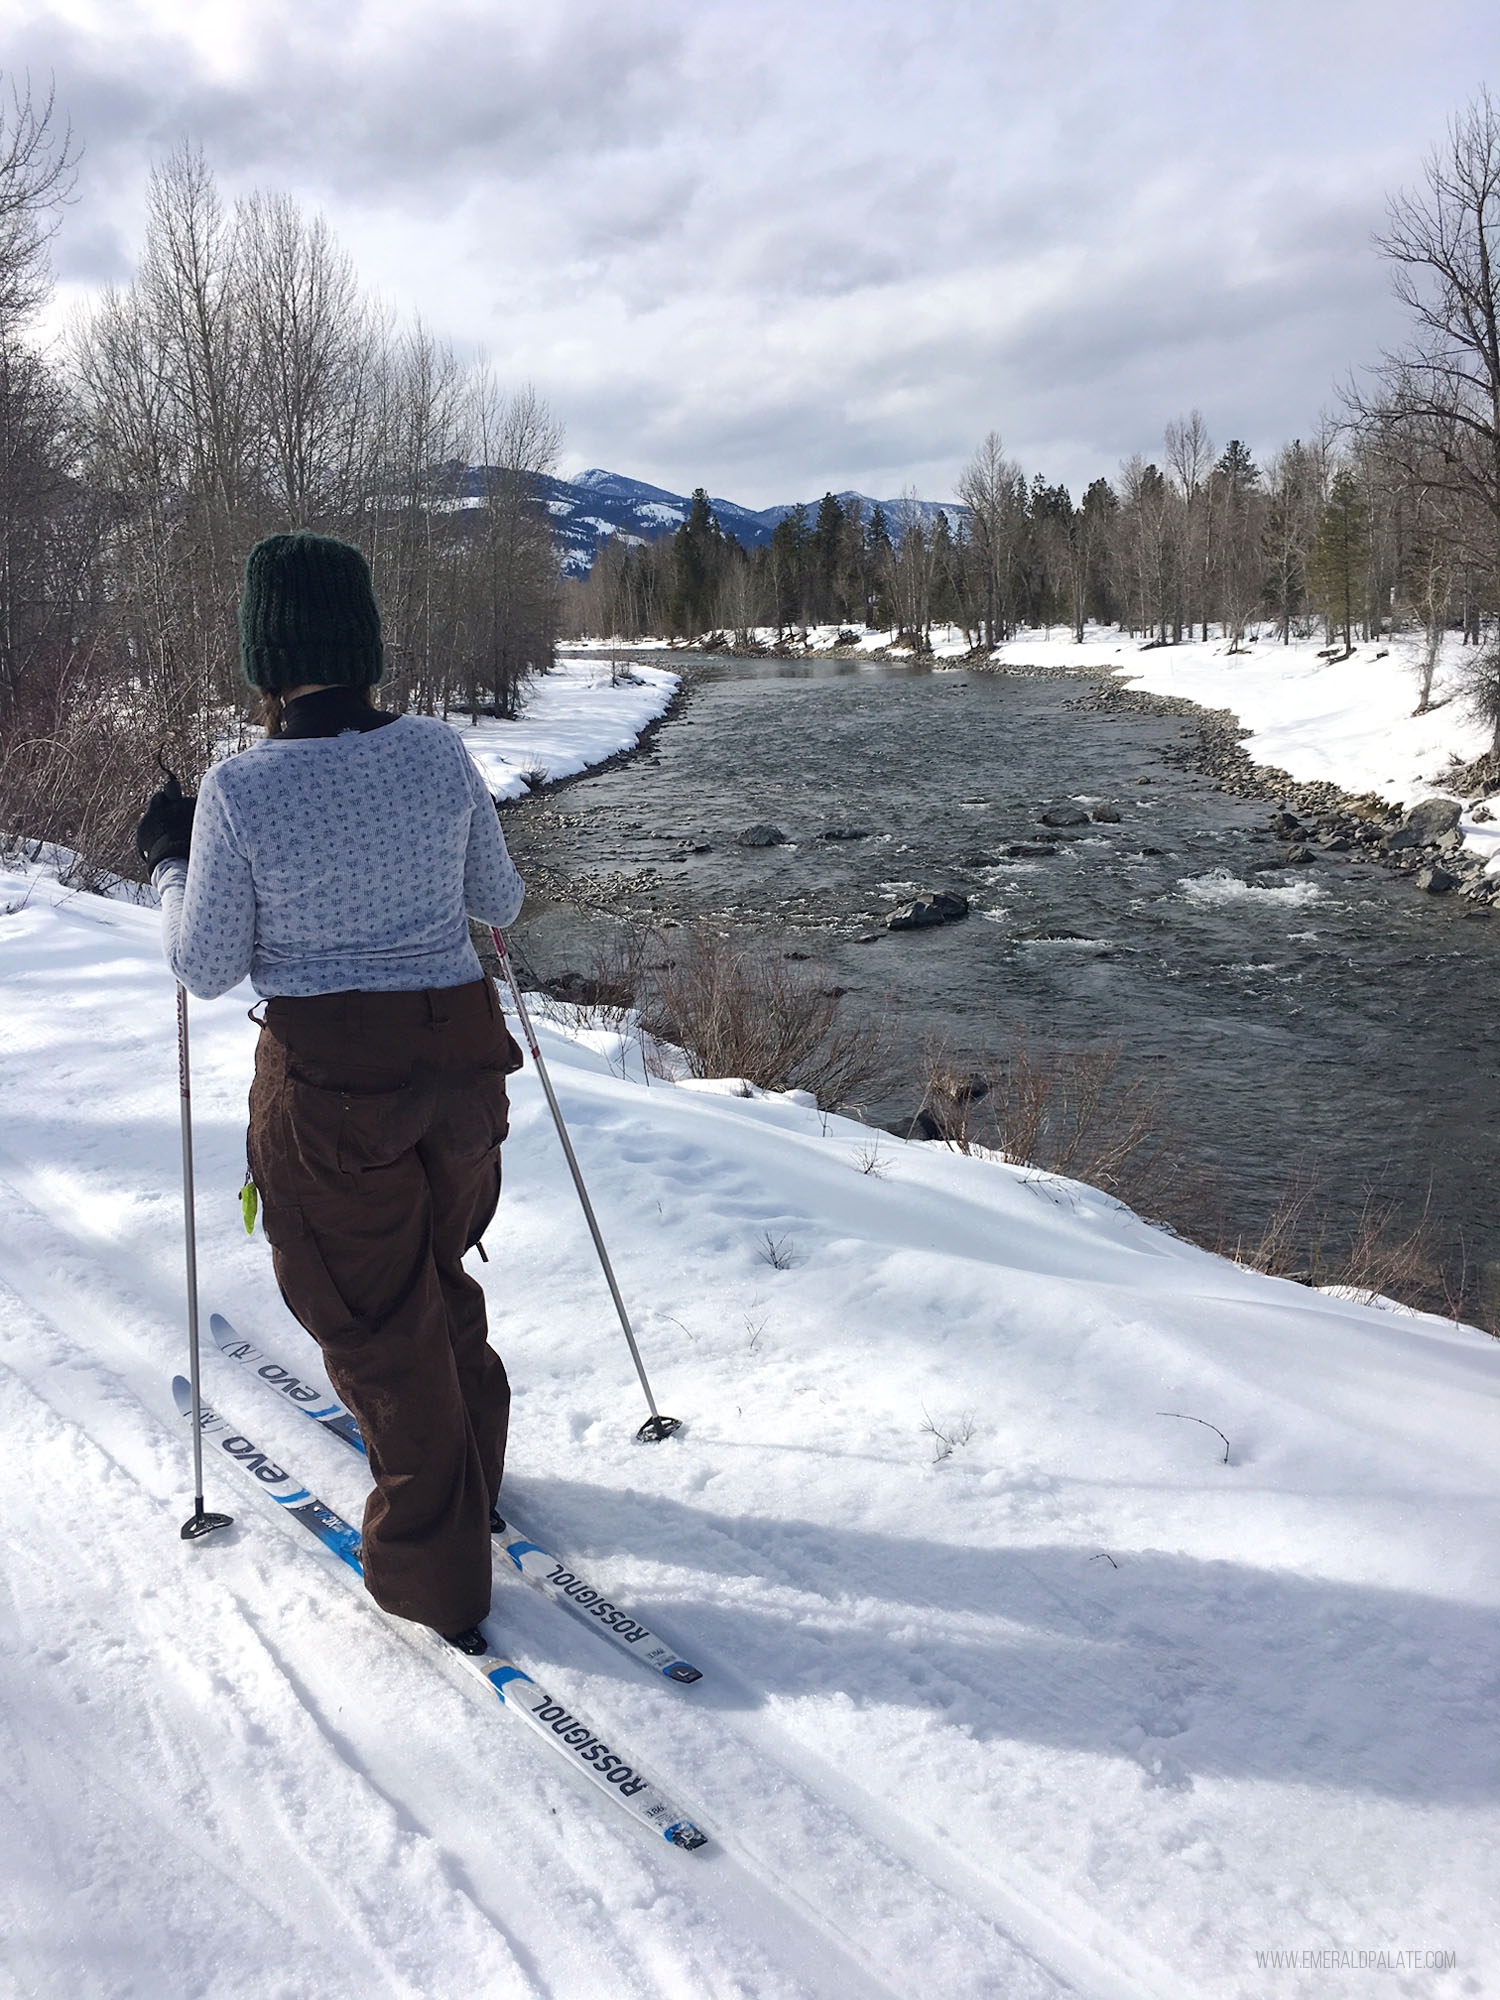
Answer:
[{"left": 510, "top": 652, "right": 1500, "bottom": 1310}]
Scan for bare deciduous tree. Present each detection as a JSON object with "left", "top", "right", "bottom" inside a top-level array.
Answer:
[
  {"left": 956, "top": 431, "right": 1026, "bottom": 645},
  {"left": 1355, "top": 90, "right": 1500, "bottom": 588},
  {"left": 0, "top": 75, "right": 75, "bottom": 333}
]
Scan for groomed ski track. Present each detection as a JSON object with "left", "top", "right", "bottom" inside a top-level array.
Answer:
[
  {"left": 3, "top": 858, "right": 1498, "bottom": 1998},
  {"left": 0, "top": 1155, "right": 1076, "bottom": 2000}
]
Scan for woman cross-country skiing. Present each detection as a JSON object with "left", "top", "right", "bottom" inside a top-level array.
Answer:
[{"left": 136, "top": 530, "right": 524, "bottom": 1656}]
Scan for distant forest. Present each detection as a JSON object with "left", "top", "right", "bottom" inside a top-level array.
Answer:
[{"left": 563, "top": 435, "right": 1403, "bottom": 659}]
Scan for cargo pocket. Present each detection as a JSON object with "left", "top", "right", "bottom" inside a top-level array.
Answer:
[
  {"left": 438, "top": 1069, "right": 508, "bottom": 1251},
  {"left": 283, "top": 1073, "right": 421, "bottom": 1180},
  {"left": 437, "top": 1067, "right": 510, "bottom": 1159}
]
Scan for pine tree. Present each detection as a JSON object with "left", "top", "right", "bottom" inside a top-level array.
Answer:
[
  {"left": 1210, "top": 441, "right": 1264, "bottom": 647},
  {"left": 865, "top": 505, "right": 892, "bottom": 628},
  {"left": 811, "top": 492, "right": 845, "bottom": 624},
  {"left": 668, "top": 488, "right": 722, "bottom": 637},
  {"left": 1308, "top": 469, "right": 1369, "bottom": 654},
  {"left": 768, "top": 504, "right": 810, "bottom": 635}
]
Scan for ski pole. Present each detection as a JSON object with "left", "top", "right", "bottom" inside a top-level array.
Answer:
[
  {"left": 175, "top": 982, "right": 234, "bottom": 1540},
  {"left": 490, "top": 927, "right": 680, "bottom": 1443}
]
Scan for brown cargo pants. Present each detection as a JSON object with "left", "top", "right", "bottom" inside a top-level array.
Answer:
[{"left": 247, "top": 977, "right": 522, "bottom": 1633}]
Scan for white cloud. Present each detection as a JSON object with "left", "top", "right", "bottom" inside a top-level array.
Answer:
[{"left": 13, "top": 0, "right": 1500, "bottom": 502}]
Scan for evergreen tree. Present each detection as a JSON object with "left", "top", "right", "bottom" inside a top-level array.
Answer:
[
  {"left": 768, "top": 503, "right": 810, "bottom": 634},
  {"left": 811, "top": 491, "right": 845, "bottom": 623},
  {"left": 1308, "top": 469, "right": 1369, "bottom": 654},
  {"left": 1080, "top": 477, "right": 1118, "bottom": 628},
  {"left": 928, "top": 510, "right": 963, "bottom": 633},
  {"left": 1210, "top": 440, "right": 1264, "bottom": 646},
  {"left": 668, "top": 487, "right": 722, "bottom": 636},
  {"left": 865, "top": 504, "right": 893, "bottom": 627}
]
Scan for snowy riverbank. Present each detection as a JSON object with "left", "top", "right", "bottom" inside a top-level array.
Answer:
[
  {"left": 443, "top": 657, "right": 679, "bottom": 800},
  {"left": 1, "top": 848, "right": 1497, "bottom": 1997},
  {"left": 985, "top": 626, "right": 1500, "bottom": 871}
]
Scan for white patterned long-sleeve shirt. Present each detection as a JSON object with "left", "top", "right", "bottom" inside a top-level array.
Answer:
[{"left": 154, "top": 716, "right": 525, "bottom": 999}]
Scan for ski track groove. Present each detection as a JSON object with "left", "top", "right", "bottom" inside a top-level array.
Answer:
[{"left": 0, "top": 1180, "right": 1038, "bottom": 2000}]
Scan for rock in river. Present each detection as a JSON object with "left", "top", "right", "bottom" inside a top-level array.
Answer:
[
  {"left": 1415, "top": 864, "right": 1458, "bottom": 894},
  {"left": 738, "top": 823, "right": 787, "bottom": 847},
  {"left": 1040, "top": 805, "right": 1090, "bottom": 828},
  {"left": 821, "top": 826, "right": 871, "bottom": 841},
  {"left": 887, "top": 891, "right": 970, "bottom": 930}
]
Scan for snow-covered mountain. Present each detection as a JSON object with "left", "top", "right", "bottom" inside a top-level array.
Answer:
[{"left": 529, "top": 467, "right": 959, "bottom": 573}]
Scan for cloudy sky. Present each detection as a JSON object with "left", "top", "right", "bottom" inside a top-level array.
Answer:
[{"left": 8, "top": 0, "right": 1499, "bottom": 504}]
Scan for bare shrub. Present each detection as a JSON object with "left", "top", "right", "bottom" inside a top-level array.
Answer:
[
  {"left": 920, "top": 1408, "right": 977, "bottom": 1463},
  {"left": 0, "top": 645, "right": 165, "bottom": 889},
  {"left": 759, "top": 1230, "right": 798, "bottom": 1270},
  {"left": 913, "top": 1026, "right": 1180, "bottom": 1214},
  {"left": 1229, "top": 1172, "right": 1331, "bottom": 1281},
  {"left": 1338, "top": 1189, "right": 1444, "bottom": 1305},
  {"left": 638, "top": 924, "right": 893, "bottom": 1108},
  {"left": 1227, "top": 1172, "right": 1445, "bottom": 1310},
  {"left": 547, "top": 925, "right": 650, "bottom": 1035}
]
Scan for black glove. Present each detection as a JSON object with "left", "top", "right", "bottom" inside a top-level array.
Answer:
[{"left": 135, "top": 774, "right": 197, "bottom": 871}]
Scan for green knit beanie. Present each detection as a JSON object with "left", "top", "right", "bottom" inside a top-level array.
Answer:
[{"left": 239, "top": 532, "right": 384, "bottom": 691}]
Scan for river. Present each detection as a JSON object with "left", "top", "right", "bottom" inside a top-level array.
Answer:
[{"left": 504, "top": 651, "right": 1500, "bottom": 1316}]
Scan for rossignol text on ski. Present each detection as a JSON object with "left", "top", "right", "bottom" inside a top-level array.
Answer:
[
  {"left": 172, "top": 1377, "right": 709, "bottom": 1851},
  {"left": 208, "top": 1312, "right": 703, "bottom": 1683}
]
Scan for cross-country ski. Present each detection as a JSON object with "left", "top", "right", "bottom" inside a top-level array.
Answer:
[
  {"left": 210, "top": 1310, "right": 705, "bottom": 1683},
  {"left": 173, "top": 1377, "right": 710, "bottom": 1851}
]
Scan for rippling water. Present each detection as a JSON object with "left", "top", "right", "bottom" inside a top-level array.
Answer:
[{"left": 506, "top": 653, "right": 1500, "bottom": 1306}]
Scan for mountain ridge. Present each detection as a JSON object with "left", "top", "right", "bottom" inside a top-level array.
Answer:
[{"left": 530, "top": 467, "right": 959, "bottom": 573}]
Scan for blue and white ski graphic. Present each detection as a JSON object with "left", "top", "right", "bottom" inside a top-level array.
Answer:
[
  {"left": 172, "top": 1377, "right": 709, "bottom": 1851},
  {"left": 209, "top": 1312, "right": 702, "bottom": 1685}
]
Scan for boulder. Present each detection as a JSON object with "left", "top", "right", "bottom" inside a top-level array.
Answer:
[
  {"left": 738, "top": 823, "right": 787, "bottom": 847},
  {"left": 1089, "top": 804, "right": 1122, "bottom": 823},
  {"left": 1381, "top": 823, "right": 1423, "bottom": 853},
  {"left": 886, "top": 891, "right": 970, "bottom": 930},
  {"left": 1415, "top": 864, "right": 1458, "bottom": 894},
  {"left": 1004, "top": 842, "right": 1059, "bottom": 859},
  {"left": 820, "top": 826, "right": 871, "bottom": 841},
  {"left": 1403, "top": 796, "right": 1463, "bottom": 843},
  {"left": 1270, "top": 809, "right": 1304, "bottom": 838},
  {"left": 1040, "top": 804, "right": 1090, "bottom": 828},
  {"left": 1285, "top": 844, "right": 1315, "bottom": 863}
]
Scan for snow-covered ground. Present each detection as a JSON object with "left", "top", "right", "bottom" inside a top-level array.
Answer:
[
  {"left": 2, "top": 844, "right": 1497, "bottom": 1998},
  {"left": 566, "top": 625, "right": 977, "bottom": 661},
  {"left": 444, "top": 658, "right": 678, "bottom": 800},
  {"left": 981, "top": 625, "right": 1481, "bottom": 796}
]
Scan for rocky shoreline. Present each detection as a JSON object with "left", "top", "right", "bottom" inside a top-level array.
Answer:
[{"left": 1068, "top": 678, "right": 1499, "bottom": 913}]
